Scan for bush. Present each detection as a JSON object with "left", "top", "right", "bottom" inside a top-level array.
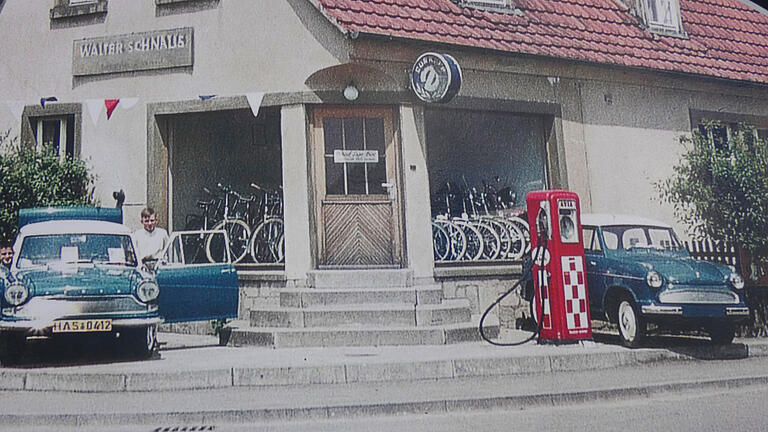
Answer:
[
  {"left": 0, "top": 130, "right": 96, "bottom": 242},
  {"left": 656, "top": 122, "right": 768, "bottom": 261}
]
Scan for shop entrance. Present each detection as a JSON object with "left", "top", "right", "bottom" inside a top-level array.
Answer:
[{"left": 310, "top": 106, "right": 403, "bottom": 267}]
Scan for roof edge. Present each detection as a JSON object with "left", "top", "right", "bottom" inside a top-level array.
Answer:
[{"left": 305, "top": 0, "right": 350, "bottom": 36}]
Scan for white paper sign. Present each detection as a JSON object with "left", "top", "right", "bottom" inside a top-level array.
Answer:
[{"left": 333, "top": 150, "right": 378, "bottom": 163}]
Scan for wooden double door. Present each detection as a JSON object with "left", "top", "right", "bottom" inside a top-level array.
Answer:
[{"left": 311, "top": 106, "right": 403, "bottom": 267}]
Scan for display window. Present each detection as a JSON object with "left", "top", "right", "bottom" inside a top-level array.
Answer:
[
  {"left": 426, "top": 109, "right": 548, "bottom": 263},
  {"left": 164, "top": 107, "right": 284, "bottom": 267}
]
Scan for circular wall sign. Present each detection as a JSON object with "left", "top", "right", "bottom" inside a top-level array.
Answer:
[{"left": 410, "top": 53, "right": 462, "bottom": 103}]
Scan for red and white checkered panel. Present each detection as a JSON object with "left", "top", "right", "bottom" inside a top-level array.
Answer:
[
  {"left": 536, "top": 268, "right": 552, "bottom": 329},
  {"left": 561, "top": 256, "right": 589, "bottom": 330}
]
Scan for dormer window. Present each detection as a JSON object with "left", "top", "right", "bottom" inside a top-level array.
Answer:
[
  {"left": 632, "top": 0, "right": 686, "bottom": 37},
  {"left": 455, "top": 0, "right": 521, "bottom": 14}
]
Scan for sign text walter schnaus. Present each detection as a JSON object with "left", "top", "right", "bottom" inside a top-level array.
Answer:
[{"left": 73, "top": 27, "right": 193, "bottom": 76}]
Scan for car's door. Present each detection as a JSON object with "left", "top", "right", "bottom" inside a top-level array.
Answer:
[
  {"left": 582, "top": 226, "right": 608, "bottom": 316},
  {"left": 155, "top": 230, "right": 238, "bottom": 323}
]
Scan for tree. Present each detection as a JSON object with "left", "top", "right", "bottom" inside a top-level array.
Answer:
[
  {"left": 656, "top": 122, "right": 768, "bottom": 260},
  {"left": 0, "top": 129, "right": 96, "bottom": 243}
]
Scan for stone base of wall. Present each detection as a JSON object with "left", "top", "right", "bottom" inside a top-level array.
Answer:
[{"left": 438, "top": 276, "right": 528, "bottom": 331}]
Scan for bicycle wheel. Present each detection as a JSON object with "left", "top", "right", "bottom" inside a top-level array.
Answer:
[
  {"left": 470, "top": 219, "right": 501, "bottom": 260},
  {"left": 480, "top": 216, "right": 511, "bottom": 259},
  {"left": 249, "top": 218, "right": 285, "bottom": 264},
  {"left": 206, "top": 219, "right": 251, "bottom": 264},
  {"left": 452, "top": 219, "right": 484, "bottom": 261},
  {"left": 431, "top": 221, "right": 450, "bottom": 261},
  {"left": 506, "top": 216, "right": 530, "bottom": 255},
  {"left": 433, "top": 218, "right": 466, "bottom": 261}
]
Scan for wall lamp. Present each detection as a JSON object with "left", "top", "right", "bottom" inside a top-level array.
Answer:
[{"left": 343, "top": 83, "right": 359, "bottom": 101}]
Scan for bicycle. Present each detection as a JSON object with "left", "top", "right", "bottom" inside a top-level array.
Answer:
[
  {"left": 247, "top": 182, "right": 285, "bottom": 264},
  {"left": 205, "top": 184, "right": 252, "bottom": 264}
]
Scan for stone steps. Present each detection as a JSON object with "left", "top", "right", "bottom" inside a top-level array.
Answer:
[
  {"left": 250, "top": 299, "right": 471, "bottom": 328},
  {"left": 227, "top": 315, "right": 499, "bottom": 348},
  {"left": 279, "top": 286, "right": 443, "bottom": 307}
]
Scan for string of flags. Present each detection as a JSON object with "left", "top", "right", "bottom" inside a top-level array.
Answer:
[{"left": 2, "top": 92, "right": 266, "bottom": 125}]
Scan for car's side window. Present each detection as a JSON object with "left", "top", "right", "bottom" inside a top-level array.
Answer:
[
  {"left": 582, "top": 227, "right": 602, "bottom": 253},
  {"left": 603, "top": 231, "right": 619, "bottom": 250},
  {"left": 622, "top": 228, "right": 648, "bottom": 249}
]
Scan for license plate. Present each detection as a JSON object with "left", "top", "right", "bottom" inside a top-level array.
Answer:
[{"left": 51, "top": 319, "right": 112, "bottom": 333}]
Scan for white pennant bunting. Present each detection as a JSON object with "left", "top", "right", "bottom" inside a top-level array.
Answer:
[
  {"left": 245, "top": 92, "right": 265, "bottom": 118},
  {"left": 120, "top": 97, "right": 139, "bottom": 110},
  {"left": 85, "top": 99, "right": 104, "bottom": 126}
]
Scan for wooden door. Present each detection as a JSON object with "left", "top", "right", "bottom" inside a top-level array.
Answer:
[{"left": 311, "top": 107, "right": 403, "bottom": 267}]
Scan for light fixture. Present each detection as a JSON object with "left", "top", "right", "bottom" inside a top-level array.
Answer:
[{"left": 343, "top": 83, "right": 359, "bottom": 101}]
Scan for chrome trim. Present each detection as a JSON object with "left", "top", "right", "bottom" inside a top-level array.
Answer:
[
  {"left": 4, "top": 295, "right": 151, "bottom": 319},
  {"left": 726, "top": 307, "right": 750, "bottom": 316},
  {"left": 659, "top": 289, "right": 740, "bottom": 305},
  {"left": 588, "top": 272, "right": 644, "bottom": 281},
  {"left": 641, "top": 305, "right": 683, "bottom": 315}
]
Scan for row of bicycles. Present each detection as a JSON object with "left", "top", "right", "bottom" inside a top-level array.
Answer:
[
  {"left": 431, "top": 179, "right": 531, "bottom": 262},
  {"left": 184, "top": 182, "right": 284, "bottom": 264}
]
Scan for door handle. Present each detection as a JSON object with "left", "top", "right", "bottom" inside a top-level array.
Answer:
[
  {"left": 589, "top": 261, "right": 596, "bottom": 266},
  {"left": 381, "top": 182, "right": 396, "bottom": 200}
]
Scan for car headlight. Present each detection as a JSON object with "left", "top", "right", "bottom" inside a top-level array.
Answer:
[
  {"left": 729, "top": 273, "right": 745, "bottom": 290},
  {"left": 4, "top": 282, "right": 29, "bottom": 306},
  {"left": 646, "top": 271, "right": 663, "bottom": 288},
  {"left": 136, "top": 280, "right": 160, "bottom": 303}
]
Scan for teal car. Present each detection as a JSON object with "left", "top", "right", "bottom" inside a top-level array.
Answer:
[
  {"left": 0, "top": 207, "right": 238, "bottom": 363},
  {"left": 582, "top": 214, "right": 749, "bottom": 347}
]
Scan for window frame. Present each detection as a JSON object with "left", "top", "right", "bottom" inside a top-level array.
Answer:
[
  {"left": 632, "top": 0, "right": 686, "bottom": 37},
  {"left": 50, "top": 0, "right": 107, "bottom": 20},
  {"left": 21, "top": 103, "right": 82, "bottom": 160},
  {"left": 454, "top": 0, "right": 521, "bottom": 14}
]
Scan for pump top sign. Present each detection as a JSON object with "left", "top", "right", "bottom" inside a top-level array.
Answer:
[{"left": 410, "top": 53, "right": 462, "bottom": 103}]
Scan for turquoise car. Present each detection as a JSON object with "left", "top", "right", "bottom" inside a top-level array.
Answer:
[
  {"left": 0, "top": 207, "right": 238, "bottom": 363},
  {"left": 581, "top": 214, "right": 749, "bottom": 347}
]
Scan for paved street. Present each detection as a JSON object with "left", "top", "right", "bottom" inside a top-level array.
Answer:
[{"left": 0, "top": 333, "right": 767, "bottom": 431}]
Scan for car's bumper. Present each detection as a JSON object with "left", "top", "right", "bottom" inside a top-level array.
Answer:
[
  {"left": 0, "top": 317, "right": 163, "bottom": 333},
  {"left": 641, "top": 303, "right": 750, "bottom": 326}
]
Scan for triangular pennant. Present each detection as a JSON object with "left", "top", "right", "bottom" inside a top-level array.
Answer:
[
  {"left": 105, "top": 99, "right": 120, "bottom": 119},
  {"left": 40, "top": 96, "right": 58, "bottom": 108},
  {"left": 5, "top": 100, "right": 25, "bottom": 119},
  {"left": 245, "top": 92, "right": 265, "bottom": 118},
  {"left": 120, "top": 97, "right": 139, "bottom": 110},
  {"left": 199, "top": 95, "right": 217, "bottom": 101},
  {"left": 85, "top": 99, "right": 104, "bottom": 126}
]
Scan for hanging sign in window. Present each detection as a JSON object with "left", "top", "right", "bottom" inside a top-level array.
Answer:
[
  {"left": 333, "top": 150, "right": 378, "bottom": 163},
  {"left": 410, "top": 52, "right": 462, "bottom": 104}
]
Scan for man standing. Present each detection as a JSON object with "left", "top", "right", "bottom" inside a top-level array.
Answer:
[{"left": 132, "top": 207, "right": 169, "bottom": 266}]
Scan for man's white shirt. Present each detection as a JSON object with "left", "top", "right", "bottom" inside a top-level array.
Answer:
[{"left": 132, "top": 227, "right": 169, "bottom": 260}]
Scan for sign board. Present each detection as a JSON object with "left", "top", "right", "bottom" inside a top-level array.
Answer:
[
  {"left": 410, "top": 52, "right": 462, "bottom": 103},
  {"left": 333, "top": 150, "right": 379, "bottom": 163},
  {"left": 73, "top": 27, "right": 193, "bottom": 76}
]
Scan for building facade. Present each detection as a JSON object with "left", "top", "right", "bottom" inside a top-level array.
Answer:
[{"left": 1, "top": 0, "right": 767, "bottom": 336}]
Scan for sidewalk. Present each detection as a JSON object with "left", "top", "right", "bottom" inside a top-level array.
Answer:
[{"left": 0, "top": 331, "right": 764, "bottom": 393}]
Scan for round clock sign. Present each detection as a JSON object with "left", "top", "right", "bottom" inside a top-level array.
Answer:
[{"left": 410, "top": 52, "right": 462, "bottom": 103}]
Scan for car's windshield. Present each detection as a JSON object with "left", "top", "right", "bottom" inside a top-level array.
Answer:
[
  {"left": 601, "top": 225, "right": 683, "bottom": 251},
  {"left": 16, "top": 234, "right": 138, "bottom": 268}
]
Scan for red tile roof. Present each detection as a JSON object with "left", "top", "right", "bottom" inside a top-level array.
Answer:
[{"left": 310, "top": 0, "right": 768, "bottom": 84}]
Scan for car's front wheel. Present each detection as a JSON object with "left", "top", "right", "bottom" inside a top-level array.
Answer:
[
  {"left": 617, "top": 299, "right": 646, "bottom": 348},
  {"left": 707, "top": 324, "right": 735, "bottom": 345},
  {"left": 122, "top": 325, "right": 157, "bottom": 359}
]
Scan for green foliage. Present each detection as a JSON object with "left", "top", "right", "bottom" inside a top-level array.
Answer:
[
  {"left": 0, "top": 130, "right": 96, "bottom": 243},
  {"left": 656, "top": 122, "right": 768, "bottom": 260}
]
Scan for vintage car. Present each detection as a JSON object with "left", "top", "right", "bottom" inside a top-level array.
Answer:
[
  {"left": 0, "top": 207, "right": 238, "bottom": 363},
  {"left": 581, "top": 214, "right": 749, "bottom": 347}
]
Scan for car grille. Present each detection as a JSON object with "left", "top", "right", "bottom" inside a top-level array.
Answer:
[
  {"left": 659, "top": 289, "right": 739, "bottom": 305},
  {"left": 11, "top": 295, "right": 148, "bottom": 319}
]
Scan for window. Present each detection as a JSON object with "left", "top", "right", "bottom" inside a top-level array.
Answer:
[
  {"left": 50, "top": 0, "right": 107, "bottom": 20},
  {"left": 697, "top": 122, "right": 768, "bottom": 152},
  {"left": 32, "top": 116, "right": 75, "bottom": 160},
  {"left": 323, "top": 117, "right": 386, "bottom": 196},
  {"left": 454, "top": 0, "right": 520, "bottom": 14},
  {"left": 583, "top": 227, "right": 602, "bottom": 253},
  {"left": 631, "top": 0, "right": 685, "bottom": 36}
]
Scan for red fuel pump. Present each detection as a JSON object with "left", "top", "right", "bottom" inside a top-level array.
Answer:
[{"left": 526, "top": 190, "right": 592, "bottom": 343}]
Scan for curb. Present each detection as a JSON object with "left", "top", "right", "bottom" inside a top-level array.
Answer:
[
  {"left": 2, "top": 374, "right": 767, "bottom": 428},
  {"left": 0, "top": 347, "right": 696, "bottom": 393}
]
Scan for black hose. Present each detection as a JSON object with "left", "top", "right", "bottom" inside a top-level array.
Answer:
[{"left": 479, "top": 235, "right": 548, "bottom": 346}]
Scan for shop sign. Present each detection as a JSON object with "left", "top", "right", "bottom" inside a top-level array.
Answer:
[
  {"left": 72, "top": 27, "right": 193, "bottom": 76},
  {"left": 410, "top": 52, "right": 462, "bottom": 103},
  {"left": 333, "top": 150, "right": 379, "bottom": 163}
]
